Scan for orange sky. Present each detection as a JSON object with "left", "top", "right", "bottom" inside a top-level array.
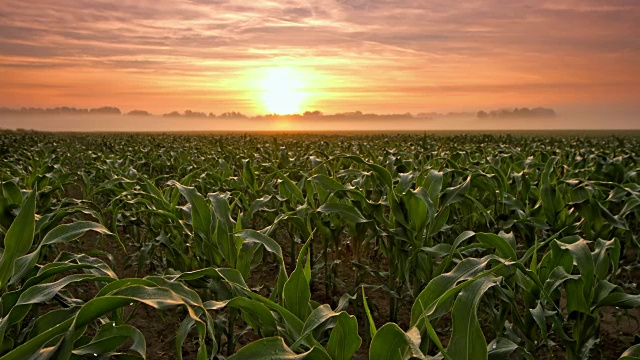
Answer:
[{"left": 1, "top": 0, "right": 639, "bottom": 120}]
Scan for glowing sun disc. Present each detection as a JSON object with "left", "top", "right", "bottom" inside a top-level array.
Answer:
[{"left": 260, "top": 67, "right": 306, "bottom": 114}]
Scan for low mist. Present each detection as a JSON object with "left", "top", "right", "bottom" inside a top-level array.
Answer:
[{"left": 0, "top": 113, "right": 638, "bottom": 132}]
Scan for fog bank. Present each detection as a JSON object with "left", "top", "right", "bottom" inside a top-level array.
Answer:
[{"left": 0, "top": 114, "right": 638, "bottom": 132}]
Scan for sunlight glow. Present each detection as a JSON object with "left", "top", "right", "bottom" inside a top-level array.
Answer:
[{"left": 259, "top": 67, "right": 306, "bottom": 114}]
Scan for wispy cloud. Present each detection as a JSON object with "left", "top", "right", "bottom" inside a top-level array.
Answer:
[{"left": 0, "top": 0, "right": 638, "bottom": 114}]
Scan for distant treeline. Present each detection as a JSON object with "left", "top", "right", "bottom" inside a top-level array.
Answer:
[
  {"left": 0, "top": 107, "right": 419, "bottom": 119},
  {"left": 0, "top": 106, "right": 123, "bottom": 115},
  {"left": 0, "top": 107, "right": 247, "bottom": 118},
  {"left": 161, "top": 111, "right": 247, "bottom": 118},
  {"left": 258, "top": 111, "right": 415, "bottom": 120},
  {"left": 0, "top": 106, "right": 557, "bottom": 120},
  {"left": 153, "top": 110, "right": 479, "bottom": 119},
  {"left": 477, "top": 107, "right": 556, "bottom": 119}
]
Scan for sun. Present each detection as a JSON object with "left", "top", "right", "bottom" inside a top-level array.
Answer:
[{"left": 259, "top": 67, "right": 306, "bottom": 114}]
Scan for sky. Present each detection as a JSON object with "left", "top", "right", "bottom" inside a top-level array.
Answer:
[{"left": 1, "top": 0, "right": 639, "bottom": 123}]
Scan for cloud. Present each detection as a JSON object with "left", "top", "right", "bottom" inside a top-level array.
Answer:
[{"left": 0, "top": 0, "right": 638, "bottom": 115}]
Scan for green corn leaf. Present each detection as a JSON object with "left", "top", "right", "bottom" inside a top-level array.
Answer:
[
  {"left": 1, "top": 291, "right": 196, "bottom": 360},
  {"left": 293, "top": 304, "right": 339, "bottom": 348},
  {"left": 447, "top": 275, "right": 501, "bottom": 360},
  {"left": 362, "top": 287, "right": 377, "bottom": 338},
  {"left": 593, "top": 279, "right": 618, "bottom": 306},
  {"left": 369, "top": 323, "right": 426, "bottom": 360},
  {"left": 272, "top": 167, "right": 305, "bottom": 204},
  {"left": 423, "top": 170, "right": 443, "bottom": 207},
  {"left": 29, "top": 307, "right": 79, "bottom": 338},
  {"left": 309, "top": 174, "right": 346, "bottom": 193},
  {"left": 11, "top": 221, "right": 115, "bottom": 286},
  {"left": 396, "top": 172, "right": 414, "bottom": 194},
  {"left": 176, "top": 312, "right": 198, "bottom": 360},
  {"left": 565, "top": 278, "right": 589, "bottom": 314},
  {"left": 236, "top": 230, "right": 285, "bottom": 265},
  {"left": 236, "top": 240, "right": 261, "bottom": 279},
  {"left": 209, "top": 193, "right": 237, "bottom": 268},
  {"left": 488, "top": 337, "right": 533, "bottom": 360},
  {"left": 597, "top": 201, "right": 627, "bottom": 230},
  {"left": 540, "top": 156, "right": 560, "bottom": 224},
  {"left": 227, "top": 297, "right": 279, "bottom": 338},
  {"left": 411, "top": 257, "right": 492, "bottom": 325},
  {"left": 0, "top": 189, "right": 36, "bottom": 290},
  {"left": 418, "top": 317, "right": 451, "bottom": 360},
  {"left": 326, "top": 312, "right": 361, "bottom": 360},
  {"left": 170, "top": 181, "right": 213, "bottom": 243},
  {"left": 593, "top": 238, "right": 620, "bottom": 281},
  {"left": 400, "top": 189, "right": 431, "bottom": 233},
  {"left": 228, "top": 337, "right": 331, "bottom": 360},
  {"left": 596, "top": 292, "right": 640, "bottom": 309},
  {"left": 283, "top": 241, "right": 312, "bottom": 321},
  {"left": 369, "top": 323, "right": 411, "bottom": 360},
  {"left": 556, "top": 239, "right": 595, "bottom": 301},
  {"left": 543, "top": 266, "right": 580, "bottom": 295},
  {"left": 247, "top": 195, "right": 273, "bottom": 220},
  {"left": 620, "top": 344, "right": 640, "bottom": 359},
  {"left": 337, "top": 155, "right": 393, "bottom": 190},
  {"left": 529, "top": 302, "right": 555, "bottom": 346},
  {"left": 72, "top": 323, "right": 146, "bottom": 358},
  {"left": 434, "top": 230, "right": 475, "bottom": 276},
  {"left": 442, "top": 175, "right": 471, "bottom": 207},
  {"left": 1, "top": 181, "right": 22, "bottom": 206},
  {"left": 476, "top": 233, "right": 517, "bottom": 261},
  {"left": 317, "top": 202, "right": 369, "bottom": 223},
  {"left": 243, "top": 159, "right": 257, "bottom": 191},
  {"left": 41, "top": 221, "right": 113, "bottom": 247}
]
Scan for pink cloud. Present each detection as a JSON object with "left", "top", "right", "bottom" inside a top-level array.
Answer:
[{"left": 0, "top": 0, "right": 638, "bottom": 115}]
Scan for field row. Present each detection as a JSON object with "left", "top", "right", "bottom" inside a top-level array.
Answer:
[{"left": 0, "top": 132, "right": 639, "bottom": 359}]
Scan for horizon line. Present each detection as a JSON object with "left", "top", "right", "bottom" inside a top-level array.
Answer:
[{"left": 0, "top": 106, "right": 558, "bottom": 119}]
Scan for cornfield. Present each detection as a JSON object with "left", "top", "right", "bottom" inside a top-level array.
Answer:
[{"left": 1, "top": 131, "right": 639, "bottom": 359}]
